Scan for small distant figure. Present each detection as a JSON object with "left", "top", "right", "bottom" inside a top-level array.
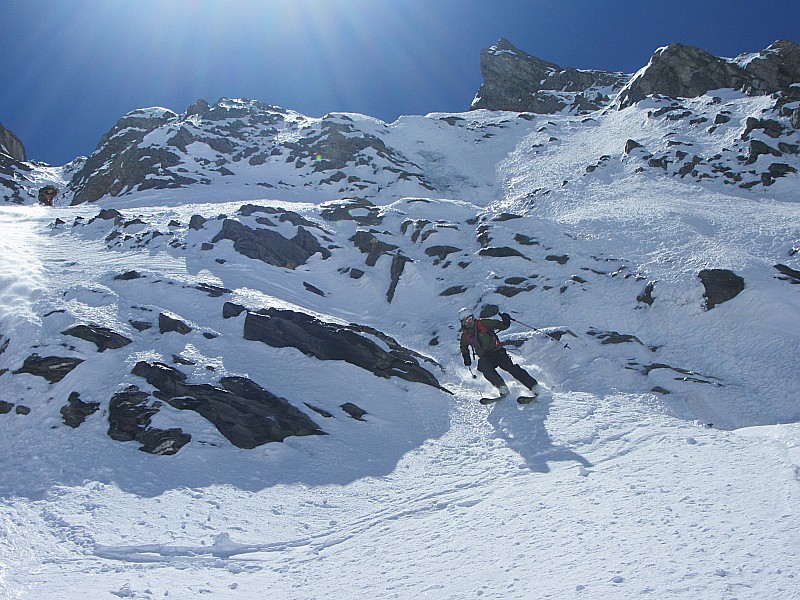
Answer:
[{"left": 38, "top": 185, "right": 58, "bottom": 206}]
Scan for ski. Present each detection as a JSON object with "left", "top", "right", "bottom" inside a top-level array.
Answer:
[
  {"left": 479, "top": 396, "right": 504, "bottom": 405},
  {"left": 479, "top": 393, "right": 538, "bottom": 405}
]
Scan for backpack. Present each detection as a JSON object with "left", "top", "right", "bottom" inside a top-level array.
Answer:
[{"left": 465, "top": 319, "right": 503, "bottom": 356}]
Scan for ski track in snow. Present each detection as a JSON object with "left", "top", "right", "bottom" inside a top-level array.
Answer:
[{"left": 1, "top": 101, "right": 800, "bottom": 598}]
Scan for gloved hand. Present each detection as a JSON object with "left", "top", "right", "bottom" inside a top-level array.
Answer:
[{"left": 501, "top": 312, "right": 511, "bottom": 325}]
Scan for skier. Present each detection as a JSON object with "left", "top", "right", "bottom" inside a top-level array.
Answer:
[
  {"left": 38, "top": 185, "right": 58, "bottom": 206},
  {"left": 458, "top": 307, "right": 538, "bottom": 399}
]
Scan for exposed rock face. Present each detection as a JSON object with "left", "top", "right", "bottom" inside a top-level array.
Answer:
[
  {"left": 107, "top": 385, "right": 191, "bottom": 455},
  {"left": 13, "top": 354, "right": 84, "bottom": 383},
  {"left": 130, "top": 361, "right": 325, "bottom": 449},
  {"left": 0, "top": 122, "right": 26, "bottom": 162},
  {"left": 699, "top": 269, "right": 745, "bottom": 310},
  {"left": 619, "top": 40, "right": 800, "bottom": 107},
  {"left": 211, "top": 219, "right": 330, "bottom": 268},
  {"left": 61, "top": 324, "right": 132, "bottom": 352},
  {"left": 471, "top": 38, "right": 628, "bottom": 114},
  {"left": 61, "top": 391, "right": 100, "bottom": 428},
  {"left": 68, "top": 107, "right": 180, "bottom": 204},
  {"left": 0, "top": 123, "right": 34, "bottom": 203},
  {"left": 65, "top": 99, "right": 433, "bottom": 204},
  {"left": 242, "top": 308, "right": 447, "bottom": 391}
]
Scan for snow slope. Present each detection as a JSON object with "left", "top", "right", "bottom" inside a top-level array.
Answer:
[{"left": 1, "top": 96, "right": 799, "bottom": 599}]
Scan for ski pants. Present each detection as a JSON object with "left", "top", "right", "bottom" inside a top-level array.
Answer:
[{"left": 477, "top": 348, "right": 537, "bottom": 390}]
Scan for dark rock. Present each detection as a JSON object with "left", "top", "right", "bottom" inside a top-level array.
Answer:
[
  {"left": 637, "top": 281, "right": 657, "bottom": 306},
  {"left": 472, "top": 39, "right": 627, "bottom": 114},
  {"left": 212, "top": 219, "right": 327, "bottom": 269},
  {"left": 131, "top": 361, "right": 324, "bottom": 448},
  {"left": 304, "top": 281, "right": 326, "bottom": 296},
  {"left": 624, "top": 139, "right": 644, "bottom": 154},
  {"left": 129, "top": 320, "right": 152, "bottom": 331},
  {"left": 108, "top": 387, "right": 160, "bottom": 442},
  {"left": 513, "top": 233, "right": 539, "bottom": 246},
  {"left": 15, "top": 405, "right": 30, "bottom": 415},
  {"left": 479, "top": 247, "right": 529, "bottom": 259},
  {"left": 619, "top": 40, "right": 800, "bottom": 107},
  {"left": 189, "top": 214, "right": 207, "bottom": 230},
  {"left": 775, "top": 264, "right": 800, "bottom": 284},
  {"left": 546, "top": 254, "right": 570, "bottom": 265},
  {"left": 425, "top": 245, "right": 462, "bottom": 261},
  {"left": 742, "top": 117, "right": 785, "bottom": 139},
  {"left": 114, "top": 270, "right": 144, "bottom": 281},
  {"left": 320, "top": 199, "right": 384, "bottom": 226},
  {"left": 350, "top": 230, "right": 398, "bottom": 266},
  {"left": 0, "top": 122, "right": 26, "bottom": 162},
  {"left": 440, "top": 285, "right": 467, "bottom": 296},
  {"left": 159, "top": 313, "right": 192, "bottom": 335},
  {"left": 222, "top": 302, "right": 247, "bottom": 319},
  {"left": 305, "top": 403, "right": 334, "bottom": 418},
  {"left": 387, "top": 254, "right": 412, "bottom": 303},
  {"left": 196, "top": 283, "right": 233, "bottom": 297},
  {"left": 0, "top": 401, "right": 12, "bottom": 414},
  {"left": 62, "top": 325, "right": 132, "bottom": 352},
  {"left": 699, "top": 269, "right": 745, "bottom": 309},
  {"left": 746, "top": 139, "right": 782, "bottom": 164},
  {"left": 13, "top": 354, "right": 84, "bottom": 383},
  {"left": 61, "top": 391, "right": 100, "bottom": 428},
  {"left": 107, "top": 385, "right": 191, "bottom": 455},
  {"left": 243, "top": 308, "right": 446, "bottom": 390},
  {"left": 341, "top": 403, "right": 367, "bottom": 421},
  {"left": 588, "top": 329, "right": 647, "bottom": 347}
]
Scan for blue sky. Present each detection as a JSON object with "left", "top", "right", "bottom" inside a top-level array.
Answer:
[{"left": 3, "top": 0, "right": 799, "bottom": 166}]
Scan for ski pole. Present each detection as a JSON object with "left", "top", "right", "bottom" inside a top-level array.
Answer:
[{"left": 508, "top": 315, "right": 571, "bottom": 349}]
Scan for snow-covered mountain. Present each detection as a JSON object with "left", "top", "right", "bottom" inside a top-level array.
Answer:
[{"left": 1, "top": 39, "right": 799, "bottom": 599}]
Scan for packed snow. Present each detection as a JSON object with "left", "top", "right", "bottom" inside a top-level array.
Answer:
[{"left": 1, "top": 96, "right": 799, "bottom": 600}]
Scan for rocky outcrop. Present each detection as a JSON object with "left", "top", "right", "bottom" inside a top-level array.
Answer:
[
  {"left": 211, "top": 219, "right": 331, "bottom": 268},
  {"left": 61, "top": 391, "right": 100, "bottom": 428},
  {"left": 64, "top": 99, "right": 435, "bottom": 205},
  {"left": 0, "top": 122, "right": 26, "bottom": 162},
  {"left": 68, "top": 107, "right": 181, "bottom": 204},
  {"left": 62, "top": 325, "right": 132, "bottom": 352},
  {"left": 471, "top": 38, "right": 628, "bottom": 114},
  {"left": 619, "top": 40, "right": 800, "bottom": 107},
  {"left": 108, "top": 386, "right": 191, "bottom": 455},
  {"left": 130, "top": 361, "right": 325, "bottom": 449},
  {"left": 0, "top": 123, "right": 34, "bottom": 203},
  {"left": 13, "top": 354, "right": 84, "bottom": 383},
  {"left": 242, "top": 308, "right": 447, "bottom": 391},
  {"left": 699, "top": 269, "right": 745, "bottom": 310}
]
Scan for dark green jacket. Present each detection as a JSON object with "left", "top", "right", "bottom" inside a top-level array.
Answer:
[{"left": 460, "top": 314, "right": 510, "bottom": 362}]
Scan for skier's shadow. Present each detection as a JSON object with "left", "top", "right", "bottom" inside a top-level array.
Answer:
[{"left": 486, "top": 390, "right": 591, "bottom": 474}]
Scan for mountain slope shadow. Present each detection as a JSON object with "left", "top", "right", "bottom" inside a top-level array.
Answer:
[{"left": 485, "top": 389, "right": 592, "bottom": 473}]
